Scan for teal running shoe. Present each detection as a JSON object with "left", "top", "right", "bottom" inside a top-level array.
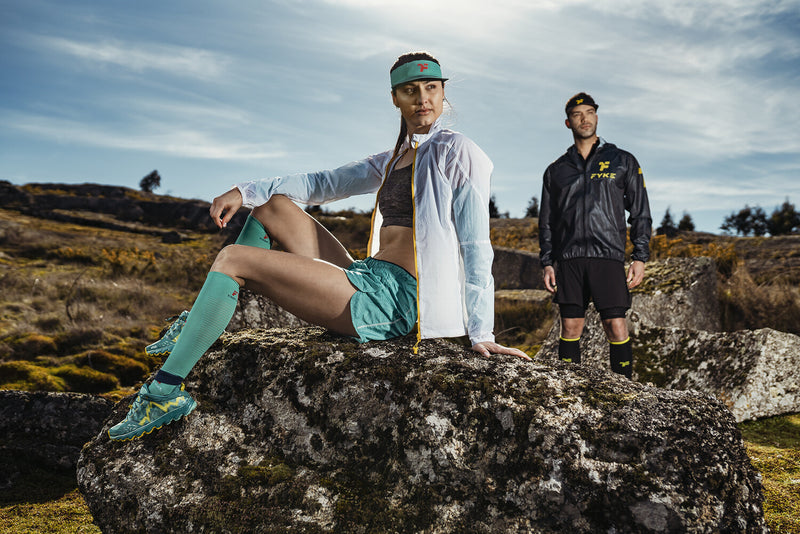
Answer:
[
  {"left": 146, "top": 310, "right": 189, "bottom": 356},
  {"left": 108, "top": 382, "right": 197, "bottom": 441}
]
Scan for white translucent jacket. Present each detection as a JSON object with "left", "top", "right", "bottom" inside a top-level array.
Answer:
[{"left": 235, "top": 119, "right": 495, "bottom": 346}]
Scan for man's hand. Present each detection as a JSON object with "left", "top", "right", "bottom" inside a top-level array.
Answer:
[
  {"left": 209, "top": 188, "right": 244, "bottom": 229},
  {"left": 627, "top": 260, "right": 645, "bottom": 289},
  {"left": 543, "top": 265, "right": 557, "bottom": 294},
  {"left": 471, "top": 341, "right": 531, "bottom": 361}
]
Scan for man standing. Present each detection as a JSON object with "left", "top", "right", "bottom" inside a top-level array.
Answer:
[{"left": 539, "top": 92, "right": 652, "bottom": 379}]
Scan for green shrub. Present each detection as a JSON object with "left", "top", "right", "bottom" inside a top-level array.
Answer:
[
  {"left": 33, "top": 313, "right": 63, "bottom": 331},
  {"left": 5, "top": 333, "right": 57, "bottom": 360},
  {"left": 46, "top": 246, "right": 97, "bottom": 265},
  {"left": 68, "top": 350, "right": 149, "bottom": 386},
  {"left": 0, "top": 361, "right": 66, "bottom": 391},
  {"left": 50, "top": 364, "right": 119, "bottom": 393},
  {"left": 53, "top": 328, "right": 105, "bottom": 355}
]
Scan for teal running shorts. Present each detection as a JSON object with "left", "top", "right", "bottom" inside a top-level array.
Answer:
[{"left": 345, "top": 257, "right": 417, "bottom": 343}]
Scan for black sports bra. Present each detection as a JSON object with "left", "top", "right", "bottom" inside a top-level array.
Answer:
[{"left": 379, "top": 164, "right": 413, "bottom": 228}]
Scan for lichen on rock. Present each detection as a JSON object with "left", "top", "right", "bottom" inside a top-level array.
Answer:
[{"left": 78, "top": 327, "right": 767, "bottom": 533}]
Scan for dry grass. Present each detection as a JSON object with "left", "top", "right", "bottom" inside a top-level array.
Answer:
[
  {"left": 0, "top": 209, "right": 222, "bottom": 395},
  {"left": 647, "top": 232, "right": 800, "bottom": 335}
]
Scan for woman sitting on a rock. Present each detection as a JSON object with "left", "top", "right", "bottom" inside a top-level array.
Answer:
[{"left": 109, "top": 51, "right": 529, "bottom": 441}]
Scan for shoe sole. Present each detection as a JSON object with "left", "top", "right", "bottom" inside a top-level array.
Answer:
[
  {"left": 145, "top": 347, "right": 174, "bottom": 356},
  {"left": 108, "top": 398, "right": 198, "bottom": 442}
]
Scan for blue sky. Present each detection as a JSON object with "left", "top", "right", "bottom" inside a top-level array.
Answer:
[{"left": 2, "top": 0, "right": 798, "bottom": 233}]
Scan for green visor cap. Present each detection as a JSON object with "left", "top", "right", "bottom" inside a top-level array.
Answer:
[{"left": 390, "top": 60, "right": 448, "bottom": 88}]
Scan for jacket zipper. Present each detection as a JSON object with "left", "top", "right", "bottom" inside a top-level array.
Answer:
[
  {"left": 582, "top": 148, "right": 597, "bottom": 258},
  {"left": 410, "top": 141, "right": 422, "bottom": 354}
]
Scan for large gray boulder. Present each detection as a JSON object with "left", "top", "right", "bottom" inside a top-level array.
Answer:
[
  {"left": 492, "top": 247, "right": 543, "bottom": 290},
  {"left": 78, "top": 327, "right": 766, "bottom": 533},
  {"left": 631, "top": 257, "right": 721, "bottom": 332},
  {"left": 227, "top": 289, "right": 309, "bottom": 332},
  {"left": 634, "top": 325, "right": 800, "bottom": 422}
]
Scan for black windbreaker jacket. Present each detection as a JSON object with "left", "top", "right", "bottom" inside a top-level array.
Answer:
[{"left": 539, "top": 139, "right": 651, "bottom": 267}]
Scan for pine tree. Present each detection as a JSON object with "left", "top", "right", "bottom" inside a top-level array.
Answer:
[
  {"left": 767, "top": 198, "right": 800, "bottom": 235},
  {"left": 489, "top": 195, "right": 500, "bottom": 219},
  {"left": 656, "top": 207, "right": 678, "bottom": 237},
  {"left": 524, "top": 196, "right": 539, "bottom": 218},
  {"left": 677, "top": 212, "right": 695, "bottom": 232}
]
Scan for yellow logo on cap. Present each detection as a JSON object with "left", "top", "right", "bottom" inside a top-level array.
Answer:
[{"left": 576, "top": 98, "right": 584, "bottom": 105}]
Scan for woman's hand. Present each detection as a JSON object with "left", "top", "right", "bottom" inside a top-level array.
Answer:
[
  {"left": 471, "top": 342, "right": 531, "bottom": 361},
  {"left": 209, "top": 188, "right": 244, "bottom": 229}
]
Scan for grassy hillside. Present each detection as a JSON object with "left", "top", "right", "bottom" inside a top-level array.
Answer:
[{"left": 1, "top": 196, "right": 798, "bottom": 532}]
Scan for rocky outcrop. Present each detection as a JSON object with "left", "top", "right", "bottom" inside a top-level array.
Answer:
[
  {"left": 78, "top": 327, "right": 766, "bottom": 533},
  {"left": 0, "top": 391, "right": 114, "bottom": 491},
  {"left": 631, "top": 257, "right": 721, "bottom": 332},
  {"left": 492, "top": 247, "right": 543, "bottom": 290},
  {"left": 227, "top": 289, "right": 309, "bottom": 331},
  {"left": 634, "top": 326, "right": 800, "bottom": 422}
]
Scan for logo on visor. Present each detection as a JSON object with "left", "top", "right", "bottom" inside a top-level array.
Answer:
[{"left": 418, "top": 63, "right": 429, "bottom": 73}]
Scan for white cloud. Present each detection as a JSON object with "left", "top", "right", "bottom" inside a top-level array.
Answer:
[
  {"left": 28, "top": 35, "right": 230, "bottom": 80},
  {"left": 3, "top": 112, "right": 286, "bottom": 161}
]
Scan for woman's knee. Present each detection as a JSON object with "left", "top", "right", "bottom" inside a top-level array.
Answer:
[{"left": 210, "top": 245, "right": 247, "bottom": 276}]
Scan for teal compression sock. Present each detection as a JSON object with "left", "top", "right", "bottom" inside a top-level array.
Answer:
[
  {"left": 159, "top": 272, "right": 240, "bottom": 379},
  {"left": 609, "top": 337, "right": 633, "bottom": 379},
  {"left": 235, "top": 214, "right": 271, "bottom": 249}
]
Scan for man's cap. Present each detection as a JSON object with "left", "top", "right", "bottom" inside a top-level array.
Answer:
[
  {"left": 391, "top": 59, "right": 448, "bottom": 89},
  {"left": 565, "top": 92, "right": 598, "bottom": 115}
]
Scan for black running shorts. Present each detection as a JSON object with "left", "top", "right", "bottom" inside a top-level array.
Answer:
[{"left": 554, "top": 258, "right": 631, "bottom": 319}]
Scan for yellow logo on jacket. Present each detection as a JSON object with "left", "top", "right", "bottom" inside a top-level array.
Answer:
[{"left": 591, "top": 161, "right": 615, "bottom": 180}]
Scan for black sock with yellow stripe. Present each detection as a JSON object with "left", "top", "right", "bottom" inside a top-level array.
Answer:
[
  {"left": 609, "top": 337, "right": 633, "bottom": 379},
  {"left": 558, "top": 337, "right": 581, "bottom": 364}
]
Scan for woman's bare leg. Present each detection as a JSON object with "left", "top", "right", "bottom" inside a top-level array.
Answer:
[
  {"left": 250, "top": 195, "right": 354, "bottom": 268},
  {"left": 211, "top": 245, "right": 358, "bottom": 336}
]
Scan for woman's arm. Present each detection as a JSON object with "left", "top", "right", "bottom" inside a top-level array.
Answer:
[
  {"left": 236, "top": 152, "right": 392, "bottom": 209},
  {"left": 449, "top": 138, "right": 529, "bottom": 360}
]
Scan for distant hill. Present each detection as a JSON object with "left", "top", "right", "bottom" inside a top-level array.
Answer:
[{"left": 0, "top": 180, "right": 245, "bottom": 236}]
